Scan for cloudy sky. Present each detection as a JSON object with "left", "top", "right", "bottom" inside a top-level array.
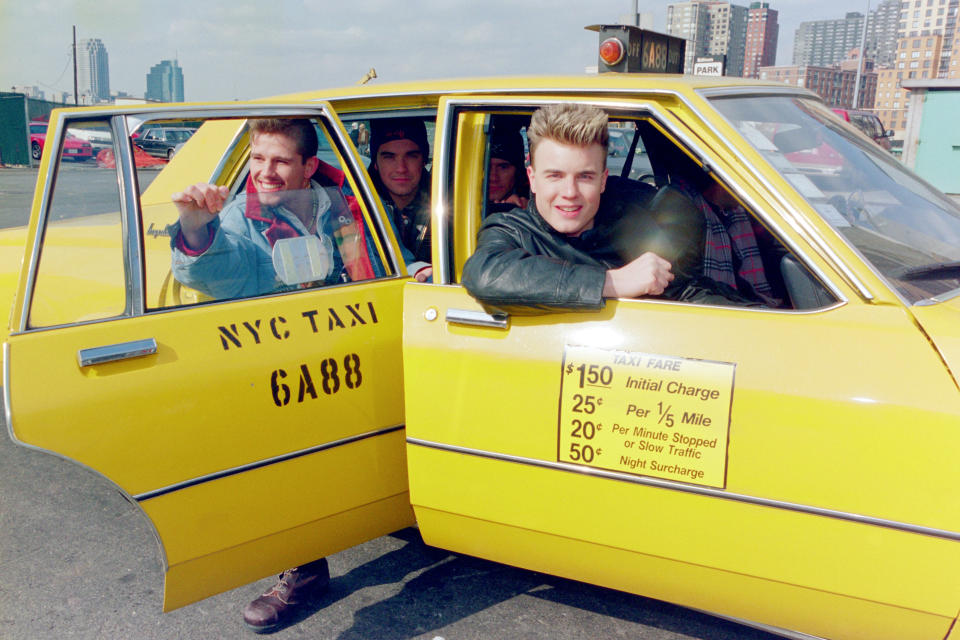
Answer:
[{"left": 0, "top": 0, "right": 874, "bottom": 102}]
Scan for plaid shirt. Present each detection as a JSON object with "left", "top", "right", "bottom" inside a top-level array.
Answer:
[{"left": 675, "top": 180, "right": 780, "bottom": 306}]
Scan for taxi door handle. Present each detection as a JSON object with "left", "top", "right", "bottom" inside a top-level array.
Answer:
[
  {"left": 445, "top": 308, "right": 509, "bottom": 329},
  {"left": 77, "top": 338, "right": 158, "bottom": 367}
]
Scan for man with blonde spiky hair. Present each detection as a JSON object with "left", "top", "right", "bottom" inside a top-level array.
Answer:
[{"left": 463, "top": 103, "right": 709, "bottom": 313}]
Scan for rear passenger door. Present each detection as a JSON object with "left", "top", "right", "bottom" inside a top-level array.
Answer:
[
  {"left": 402, "top": 95, "right": 960, "bottom": 639},
  {"left": 5, "top": 104, "right": 415, "bottom": 610}
]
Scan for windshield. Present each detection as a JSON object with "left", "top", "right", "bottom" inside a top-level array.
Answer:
[{"left": 710, "top": 94, "right": 960, "bottom": 304}]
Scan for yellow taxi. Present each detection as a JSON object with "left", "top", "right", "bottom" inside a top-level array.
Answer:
[{"left": 4, "top": 71, "right": 960, "bottom": 640}]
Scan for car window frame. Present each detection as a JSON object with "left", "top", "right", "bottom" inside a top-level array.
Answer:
[
  {"left": 15, "top": 103, "right": 395, "bottom": 336},
  {"left": 435, "top": 94, "right": 846, "bottom": 312}
]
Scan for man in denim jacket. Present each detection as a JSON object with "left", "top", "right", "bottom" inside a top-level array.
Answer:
[{"left": 170, "top": 118, "right": 380, "bottom": 300}]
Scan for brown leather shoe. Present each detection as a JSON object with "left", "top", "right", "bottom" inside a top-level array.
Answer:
[{"left": 242, "top": 557, "right": 330, "bottom": 633}]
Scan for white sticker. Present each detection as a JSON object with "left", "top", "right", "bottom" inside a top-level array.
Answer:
[{"left": 272, "top": 234, "right": 334, "bottom": 285}]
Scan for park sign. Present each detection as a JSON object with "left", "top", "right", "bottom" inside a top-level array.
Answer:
[{"left": 693, "top": 56, "right": 725, "bottom": 77}]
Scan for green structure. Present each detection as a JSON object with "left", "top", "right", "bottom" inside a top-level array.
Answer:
[
  {"left": 0, "top": 93, "right": 65, "bottom": 166},
  {"left": 902, "top": 79, "right": 960, "bottom": 195}
]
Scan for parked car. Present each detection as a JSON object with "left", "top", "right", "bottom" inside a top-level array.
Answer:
[
  {"left": 832, "top": 108, "right": 894, "bottom": 151},
  {"left": 67, "top": 124, "right": 113, "bottom": 154},
  {"left": 4, "top": 74, "right": 959, "bottom": 640},
  {"left": 28, "top": 120, "right": 93, "bottom": 162},
  {"left": 134, "top": 126, "right": 197, "bottom": 159}
]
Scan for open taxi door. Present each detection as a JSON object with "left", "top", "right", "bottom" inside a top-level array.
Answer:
[{"left": 4, "top": 103, "right": 414, "bottom": 610}]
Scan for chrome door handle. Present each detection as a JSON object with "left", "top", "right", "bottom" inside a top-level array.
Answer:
[
  {"left": 77, "top": 338, "right": 158, "bottom": 367},
  {"left": 445, "top": 308, "right": 509, "bottom": 329}
]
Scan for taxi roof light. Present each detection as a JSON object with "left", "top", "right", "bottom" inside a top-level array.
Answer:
[{"left": 599, "top": 38, "right": 625, "bottom": 66}]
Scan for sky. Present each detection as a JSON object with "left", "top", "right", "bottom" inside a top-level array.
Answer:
[{"left": 0, "top": 0, "right": 875, "bottom": 103}]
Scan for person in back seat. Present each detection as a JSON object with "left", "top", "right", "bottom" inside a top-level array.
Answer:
[
  {"left": 487, "top": 126, "right": 529, "bottom": 211},
  {"left": 368, "top": 118, "right": 433, "bottom": 281},
  {"left": 672, "top": 173, "right": 781, "bottom": 306}
]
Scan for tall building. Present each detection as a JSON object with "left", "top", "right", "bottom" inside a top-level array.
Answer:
[
  {"left": 793, "top": 13, "right": 866, "bottom": 67},
  {"left": 793, "top": 3, "right": 900, "bottom": 68},
  {"left": 874, "top": 0, "right": 960, "bottom": 140},
  {"left": 743, "top": 2, "right": 779, "bottom": 79},
  {"left": 666, "top": 1, "right": 749, "bottom": 76},
  {"left": 872, "top": 0, "right": 901, "bottom": 67},
  {"left": 146, "top": 60, "right": 185, "bottom": 103},
  {"left": 76, "top": 38, "right": 110, "bottom": 104},
  {"left": 667, "top": 1, "right": 711, "bottom": 73}
]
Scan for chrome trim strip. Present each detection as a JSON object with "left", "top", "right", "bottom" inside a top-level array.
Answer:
[
  {"left": 4, "top": 342, "right": 12, "bottom": 441},
  {"left": 320, "top": 105, "right": 405, "bottom": 275},
  {"left": 696, "top": 90, "right": 875, "bottom": 301},
  {"left": 316, "top": 83, "right": 815, "bottom": 107},
  {"left": 916, "top": 286, "right": 960, "bottom": 305},
  {"left": 445, "top": 308, "right": 509, "bottom": 329},
  {"left": 407, "top": 438, "right": 960, "bottom": 542},
  {"left": 77, "top": 338, "right": 157, "bottom": 367},
  {"left": 9, "top": 274, "right": 409, "bottom": 335},
  {"left": 134, "top": 424, "right": 405, "bottom": 502},
  {"left": 113, "top": 115, "right": 144, "bottom": 317},
  {"left": 18, "top": 119, "right": 66, "bottom": 333},
  {"left": 696, "top": 85, "right": 817, "bottom": 100},
  {"left": 434, "top": 103, "right": 457, "bottom": 284},
  {"left": 692, "top": 608, "right": 827, "bottom": 640},
  {"left": 436, "top": 95, "right": 846, "bottom": 307}
]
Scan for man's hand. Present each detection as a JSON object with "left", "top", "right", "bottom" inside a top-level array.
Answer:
[
  {"left": 414, "top": 266, "right": 433, "bottom": 283},
  {"left": 171, "top": 183, "right": 229, "bottom": 250},
  {"left": 603, "top": 252, "right": 674, "bottom": 298}
]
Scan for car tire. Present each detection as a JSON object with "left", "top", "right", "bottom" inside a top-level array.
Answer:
[
  {"left": 31, "top": 142, "right": 41, "bottom": 160},
  {"left": 167, "top": 148, "right": 174, "bottom": 160}
]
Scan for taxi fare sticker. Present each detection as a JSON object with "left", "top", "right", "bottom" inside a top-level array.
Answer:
[{"left": 557, "top": 344, "right": 735, "bottom": 488}]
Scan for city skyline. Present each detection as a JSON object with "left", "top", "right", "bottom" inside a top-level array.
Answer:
[{"left": 1, "top": 0, "right": 878, "bottom": 103}]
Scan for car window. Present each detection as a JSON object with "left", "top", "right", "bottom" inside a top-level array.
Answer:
[
  {"left": 454, "top": 104, "right": 829, "bottom": 310},
  {"left": 142, "top": 116, "right": 391, "bottom": 310},
  {"left": 712, "top": 94, "right": 960, "bottom": 303},
  {"left": 28, "top": 118, "right": 125, "bottom": 328}
]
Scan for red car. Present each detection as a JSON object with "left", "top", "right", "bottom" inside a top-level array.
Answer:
[{"left": 29, "top": 121, "right": 93, "bottom": 162}]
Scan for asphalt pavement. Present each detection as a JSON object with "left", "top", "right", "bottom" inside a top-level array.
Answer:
[{"left": 0, "top": 424, "right": 782, "bottom": 640}]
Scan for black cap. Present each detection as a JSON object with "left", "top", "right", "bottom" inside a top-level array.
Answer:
[{"left": 370, "top": 118, "right": 428, "bottom": 159}]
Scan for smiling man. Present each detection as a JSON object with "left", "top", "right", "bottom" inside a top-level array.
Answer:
[
  {"left": 170, "top": 118, "right": 379, "bottom": 300},
  {"left": 462, "top": 103, "right": 686, "bottom": 313},
  {"left": 368, "top": 118, "right": 433, "bottom": 281}
]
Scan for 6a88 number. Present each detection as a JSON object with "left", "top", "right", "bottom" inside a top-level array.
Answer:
[{"left": 270, "top": 353, "right": 363, "bottom": 407}]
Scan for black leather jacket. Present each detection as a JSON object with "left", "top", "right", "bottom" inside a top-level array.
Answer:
[{"left": 462, "top": 178, "right": 743, "bottom": 314}]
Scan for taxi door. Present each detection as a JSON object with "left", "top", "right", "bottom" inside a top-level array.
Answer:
[
  {"left": 402, "top": 96, "right": 960, "bottom": 640},
  {"left": 4, "top": 104, "right": 414, "bottom": 610}
]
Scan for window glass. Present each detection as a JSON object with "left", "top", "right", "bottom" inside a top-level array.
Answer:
[
  {"left": 338, "top": 114, "right": 436, "bottom": 273},
  {"left": 29, "top": 118, "right": 125, "bottom": 328},
  {"left": 711, "top": 94, "right": 960, "bottom": 303},
  {"left": 144, "top": 115, "right": 390, "bottom": 310}
]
